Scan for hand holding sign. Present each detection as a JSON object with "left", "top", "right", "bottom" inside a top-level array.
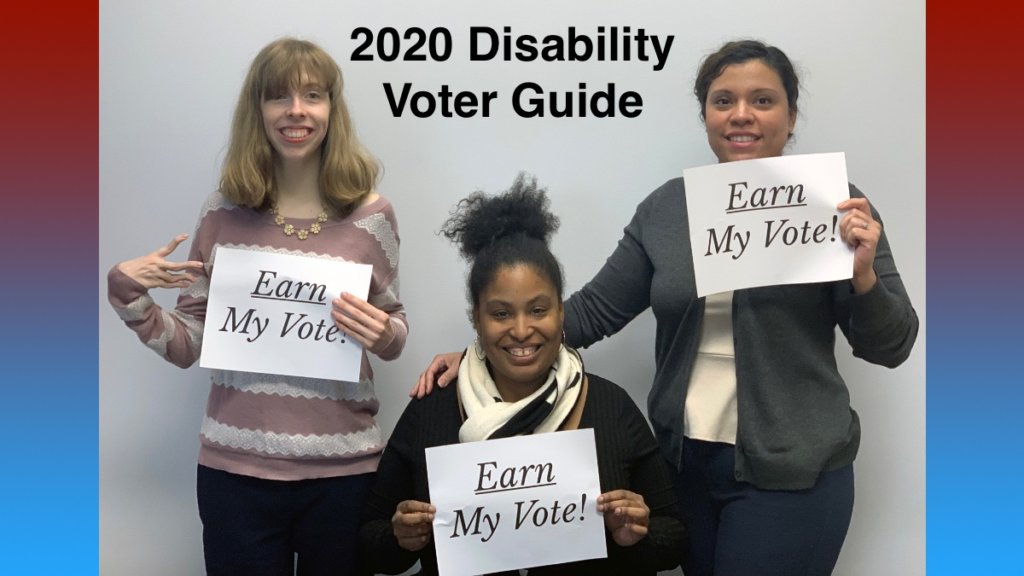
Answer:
[
  {"left": 332, "top": 292, "right": 396, "bottom": 355},
  {"left": 837, "top": 197, "right": 881, "bottom": 294},
  {"left": 598, "top": 489, "right": 650, "bottom": 547},
  {"left": 392, "top": 500, "right": 436, "bottom": 552}
]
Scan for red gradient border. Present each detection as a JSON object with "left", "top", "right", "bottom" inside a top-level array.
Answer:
[
  {"left": 927, "top": 1, "right": 1024, "bottom": 574},
  {"left": 0, "top": 1, "right": 99, "bottom": 575}
]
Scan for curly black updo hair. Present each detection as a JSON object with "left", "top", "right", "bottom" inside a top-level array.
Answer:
[{"left": 441, "top": 172, "right": 563, "bottom": 312}]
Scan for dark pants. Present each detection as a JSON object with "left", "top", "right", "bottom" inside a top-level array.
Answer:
[
  {"left": 197, "top": 464, "right": 373, "bottom": 576},
  {"left": 677, "top": 438, "right": 854, "bottom": 576}
]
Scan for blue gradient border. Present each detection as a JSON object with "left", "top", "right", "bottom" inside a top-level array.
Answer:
[
  {"left": 0, "top": 2, "right": 99, "bottom": 575},
  {"left": 926, "top": 1, "right": 1024, "bottom": 575}
]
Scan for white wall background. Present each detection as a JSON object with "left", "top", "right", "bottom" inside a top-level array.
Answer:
[{"left": 100, "top": 1, "right": 925, "bottom": 574}]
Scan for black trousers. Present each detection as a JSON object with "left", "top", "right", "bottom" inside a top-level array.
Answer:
[
  {"left": 676, "top": 438, "right": 854, "bottom": 576},
  {"left": 197, "top": 464, "right": 374, "bottom": 576}
]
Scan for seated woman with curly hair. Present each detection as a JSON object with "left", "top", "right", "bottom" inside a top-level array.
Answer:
[{"left": 359, "top": 173, "right": 685, "bottom": 575}]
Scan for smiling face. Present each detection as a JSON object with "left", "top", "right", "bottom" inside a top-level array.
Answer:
[
  {"left": 704, "top": 59, "right": 796, "bottom": 163},
  {"left": 474, "top": 264, "right": 564, "bottom": 402},
  {"left": 261, "top": 79, "right": 331, "bottom": 166}
]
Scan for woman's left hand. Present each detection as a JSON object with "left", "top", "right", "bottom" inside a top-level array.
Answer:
[
  {"left": 332, "top": 292, "right": 395, "bottom": 355},
  {"left": 837, "top": 198, "right": 881, "bottom": 294},
  {"left": 598, "top": 489, "right": 650, "bottom": 547}
]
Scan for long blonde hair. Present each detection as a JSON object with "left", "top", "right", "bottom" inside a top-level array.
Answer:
[{"left": 219, "top": 37, "right": 379, "bottom": 217}]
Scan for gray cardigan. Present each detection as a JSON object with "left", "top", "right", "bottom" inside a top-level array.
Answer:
[{"left": 563, "top": 177, "right": 918, "bottom": 490}]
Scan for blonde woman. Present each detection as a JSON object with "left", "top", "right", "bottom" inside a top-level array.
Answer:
[{"left": 107, "top": 38, "right": 406, "bottom": 575}]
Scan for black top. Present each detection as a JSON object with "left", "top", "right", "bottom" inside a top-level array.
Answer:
[{"left": 359, "top": 373, "right": 686, "bottom": 575}]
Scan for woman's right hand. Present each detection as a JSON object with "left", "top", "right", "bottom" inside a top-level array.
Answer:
[
  {"left": 598, "top": 489, "right": 651, "bottom": 547},
  {"left": 117, "top": 234, "right": 205, "bottom": 290},
  {"left": 411, "top": 352, "right": 462, "bottom": 398},
  {"left": 392, "top": 500, "right": 436, "bottom": 552}
]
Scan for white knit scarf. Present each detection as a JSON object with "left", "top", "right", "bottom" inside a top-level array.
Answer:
[{"left": 457, "top": 343, "right": 584, "bottom": 443}]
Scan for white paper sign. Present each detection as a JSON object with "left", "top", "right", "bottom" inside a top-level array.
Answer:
[
  {"left": 683, "top": 152, "right": 854, "bottom": 297},
  {"left": 425, "top": 429, "right": 606, "bottom": 576},
  {"left": 199, "top": 247, "right": 372, "bottom": 381}
]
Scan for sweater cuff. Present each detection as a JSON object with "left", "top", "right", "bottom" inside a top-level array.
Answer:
[
  {"left": 374, "top": 316, "right": 408, "bottom": 361},
  {"left": 849, "top": 274, "right": 898, "bottom": 333},
  {"left": 107, "top": 265, "right": 150, "bottom": 308}
]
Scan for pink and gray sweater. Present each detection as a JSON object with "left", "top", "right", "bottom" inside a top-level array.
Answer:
[{"left": 108, "top": 191, "right": 407, "bottom": 480}]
